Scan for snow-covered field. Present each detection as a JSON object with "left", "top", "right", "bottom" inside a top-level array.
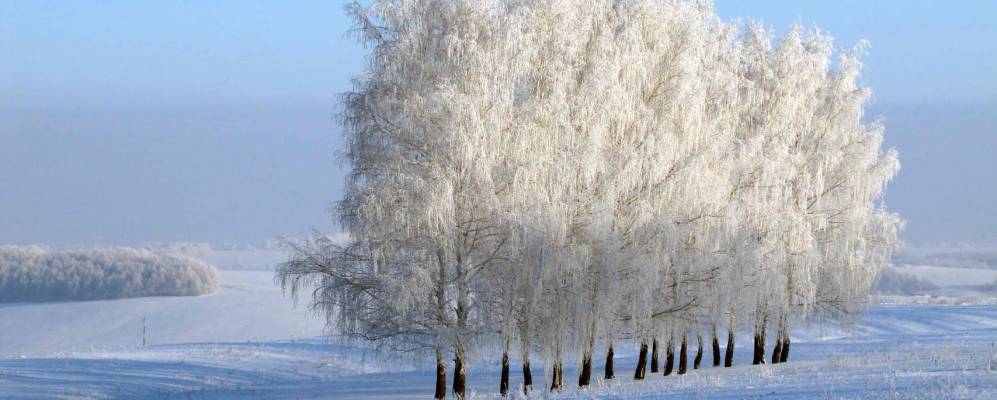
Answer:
[
  {"left": 0, "top": 271, "right": 994, "bottom": 399},
  {"left": 0, "top": 271, "right": 324, "bottom": 356}
]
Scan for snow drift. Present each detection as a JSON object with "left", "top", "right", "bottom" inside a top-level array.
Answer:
[{"left": 0, "top": 246, "right": 218, "bottom": 302}]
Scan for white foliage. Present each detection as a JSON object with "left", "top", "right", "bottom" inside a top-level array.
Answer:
[
  {"left": 0, "top": 245, "right": 219, "bottom": 302},
  {"left": 277, "top": 0, "right": 902, "bottom": 389}
]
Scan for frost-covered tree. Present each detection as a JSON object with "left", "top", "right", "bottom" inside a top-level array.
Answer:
[
  {"left": 278, "top": 0, "right": 901, "bottom": 397},
  {"left": 0, "top": 245, "right": 218, "bottom": 301}
]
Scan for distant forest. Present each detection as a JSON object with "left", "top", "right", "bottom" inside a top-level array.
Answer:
[{"left": 0, "top": 246, "right": 218, "bottom": 302}]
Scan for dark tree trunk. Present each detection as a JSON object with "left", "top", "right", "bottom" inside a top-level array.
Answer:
[
  {"left": 780, "top": 334, "right": 790, "bottom": 363},
  {"left": 664, "top": 336, "right": 675, "bottom": 376},
  {"left": 435, "top": 352, "right": 447, "bottom": 400},
  {"left": 550, "top": 363, "right": 558, "bottom": 392},
  {"left": 678, "top": 335, "right": 688, "bottom": 375},
  {"left": 712, "top": 333, "right": 722, "bottom": 367},
  {"left": 771, "top": 338, "right": 783, "bottom": 364},
  {"left": 453, "top": 353, "right": 466, "bottom": 399},
  {"left": 522, "top": 361, "right": 533, "bottom": 395},
  {"left": 694, "top": 336, "right": 703, "bottom": 370},
  {"left": 651, "top": 338, "right": 660, "bottom": 373},
  {"left": 500, "top": 351, "right": 510, "bottom": 396},
  {"left": 550, "top": 361, "right": 563, "bottom": 392},
  {"left": 751, "top": 334, "right": 760, "bottom": 365},
  {"left": 604, "top": 345, "right": 615, "bottom": 380},
  {"left": 558, "top": 362, "right": 563, "bottom": 389},
  {"left": 772, "top": 316, "right": 786, "bottom": 364},
  {"left": 752, "top": 332, "right": 765, "bottom": 365},
  {"left": 633, "top": 340, "right": 648, "bottom": 380},
  {"left": 724, "top": 327, "right": 735, "bottom": 368},
  {"left": 578, "top": 355, "right": 592, "bottom": 387}
]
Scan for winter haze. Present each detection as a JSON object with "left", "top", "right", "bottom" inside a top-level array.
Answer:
[{"left": 2, "top": 1, "right": 995, "bottom": 246}]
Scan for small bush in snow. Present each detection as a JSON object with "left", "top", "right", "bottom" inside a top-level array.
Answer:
[{"left": 0, "top": 245, "right": 219, "bottom": 302}]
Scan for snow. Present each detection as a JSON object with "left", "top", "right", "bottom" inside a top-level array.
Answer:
[
  {"left": 0, "top": 271, "right": 324, "bottom": 357},
  {"left": 0, "top": 271, "right": 994, "bottom": 399}
]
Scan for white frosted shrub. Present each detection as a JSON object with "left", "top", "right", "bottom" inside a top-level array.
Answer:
[{"left": 0, "top": 245, "right": 219, "bottom": 302}]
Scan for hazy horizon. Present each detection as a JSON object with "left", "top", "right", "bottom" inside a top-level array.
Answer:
[{"left": 2, "top": 0, "right": 995, "bottom": 247}]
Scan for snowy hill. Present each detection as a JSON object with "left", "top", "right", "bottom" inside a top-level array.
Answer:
[
  {"left": 0, "top": 303, "right": 994, "bottom": 399},
  {"left": 0, "top": 270, "right": 323, "bottom": 357}
]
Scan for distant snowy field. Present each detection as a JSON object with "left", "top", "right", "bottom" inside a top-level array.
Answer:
[
  {"left": 0, "top": 270, "right": 324, "bottom": 356},
  {"left": 0, "top": 267, "right": 994, "bottom": 399}
]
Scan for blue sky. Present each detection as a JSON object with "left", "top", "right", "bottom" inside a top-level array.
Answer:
[{"left": 1, "top": 1, "right": 995, "bottom": 246}]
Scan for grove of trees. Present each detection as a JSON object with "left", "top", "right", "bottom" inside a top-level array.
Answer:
[
  {"left": 0, "top": 245, "right": 219, "bottom": 302},
  {"left": 277, "top": 0, "right": 902, "bottom": 398}
]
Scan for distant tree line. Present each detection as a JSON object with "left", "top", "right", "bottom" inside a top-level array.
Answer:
[
  {"left": 0, "top": 245, "right": 219, "bottom": 302},
  {"left": 875, "top": 267, "right": 936, "bottom": 296}
]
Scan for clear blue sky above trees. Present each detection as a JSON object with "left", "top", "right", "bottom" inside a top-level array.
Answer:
[{"left": 1, "top": 0, "right": 994, "bottom": 245}]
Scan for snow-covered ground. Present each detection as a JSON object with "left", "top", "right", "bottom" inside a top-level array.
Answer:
[
  {"left": 0, "top": 269, "right": 994, "bottom": 399},
  {"left": 0, "top": 270, "right": 324, "bottom": 356},
  {"left": 0, "top": 304, "right": 993, "bottom": 399}
]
